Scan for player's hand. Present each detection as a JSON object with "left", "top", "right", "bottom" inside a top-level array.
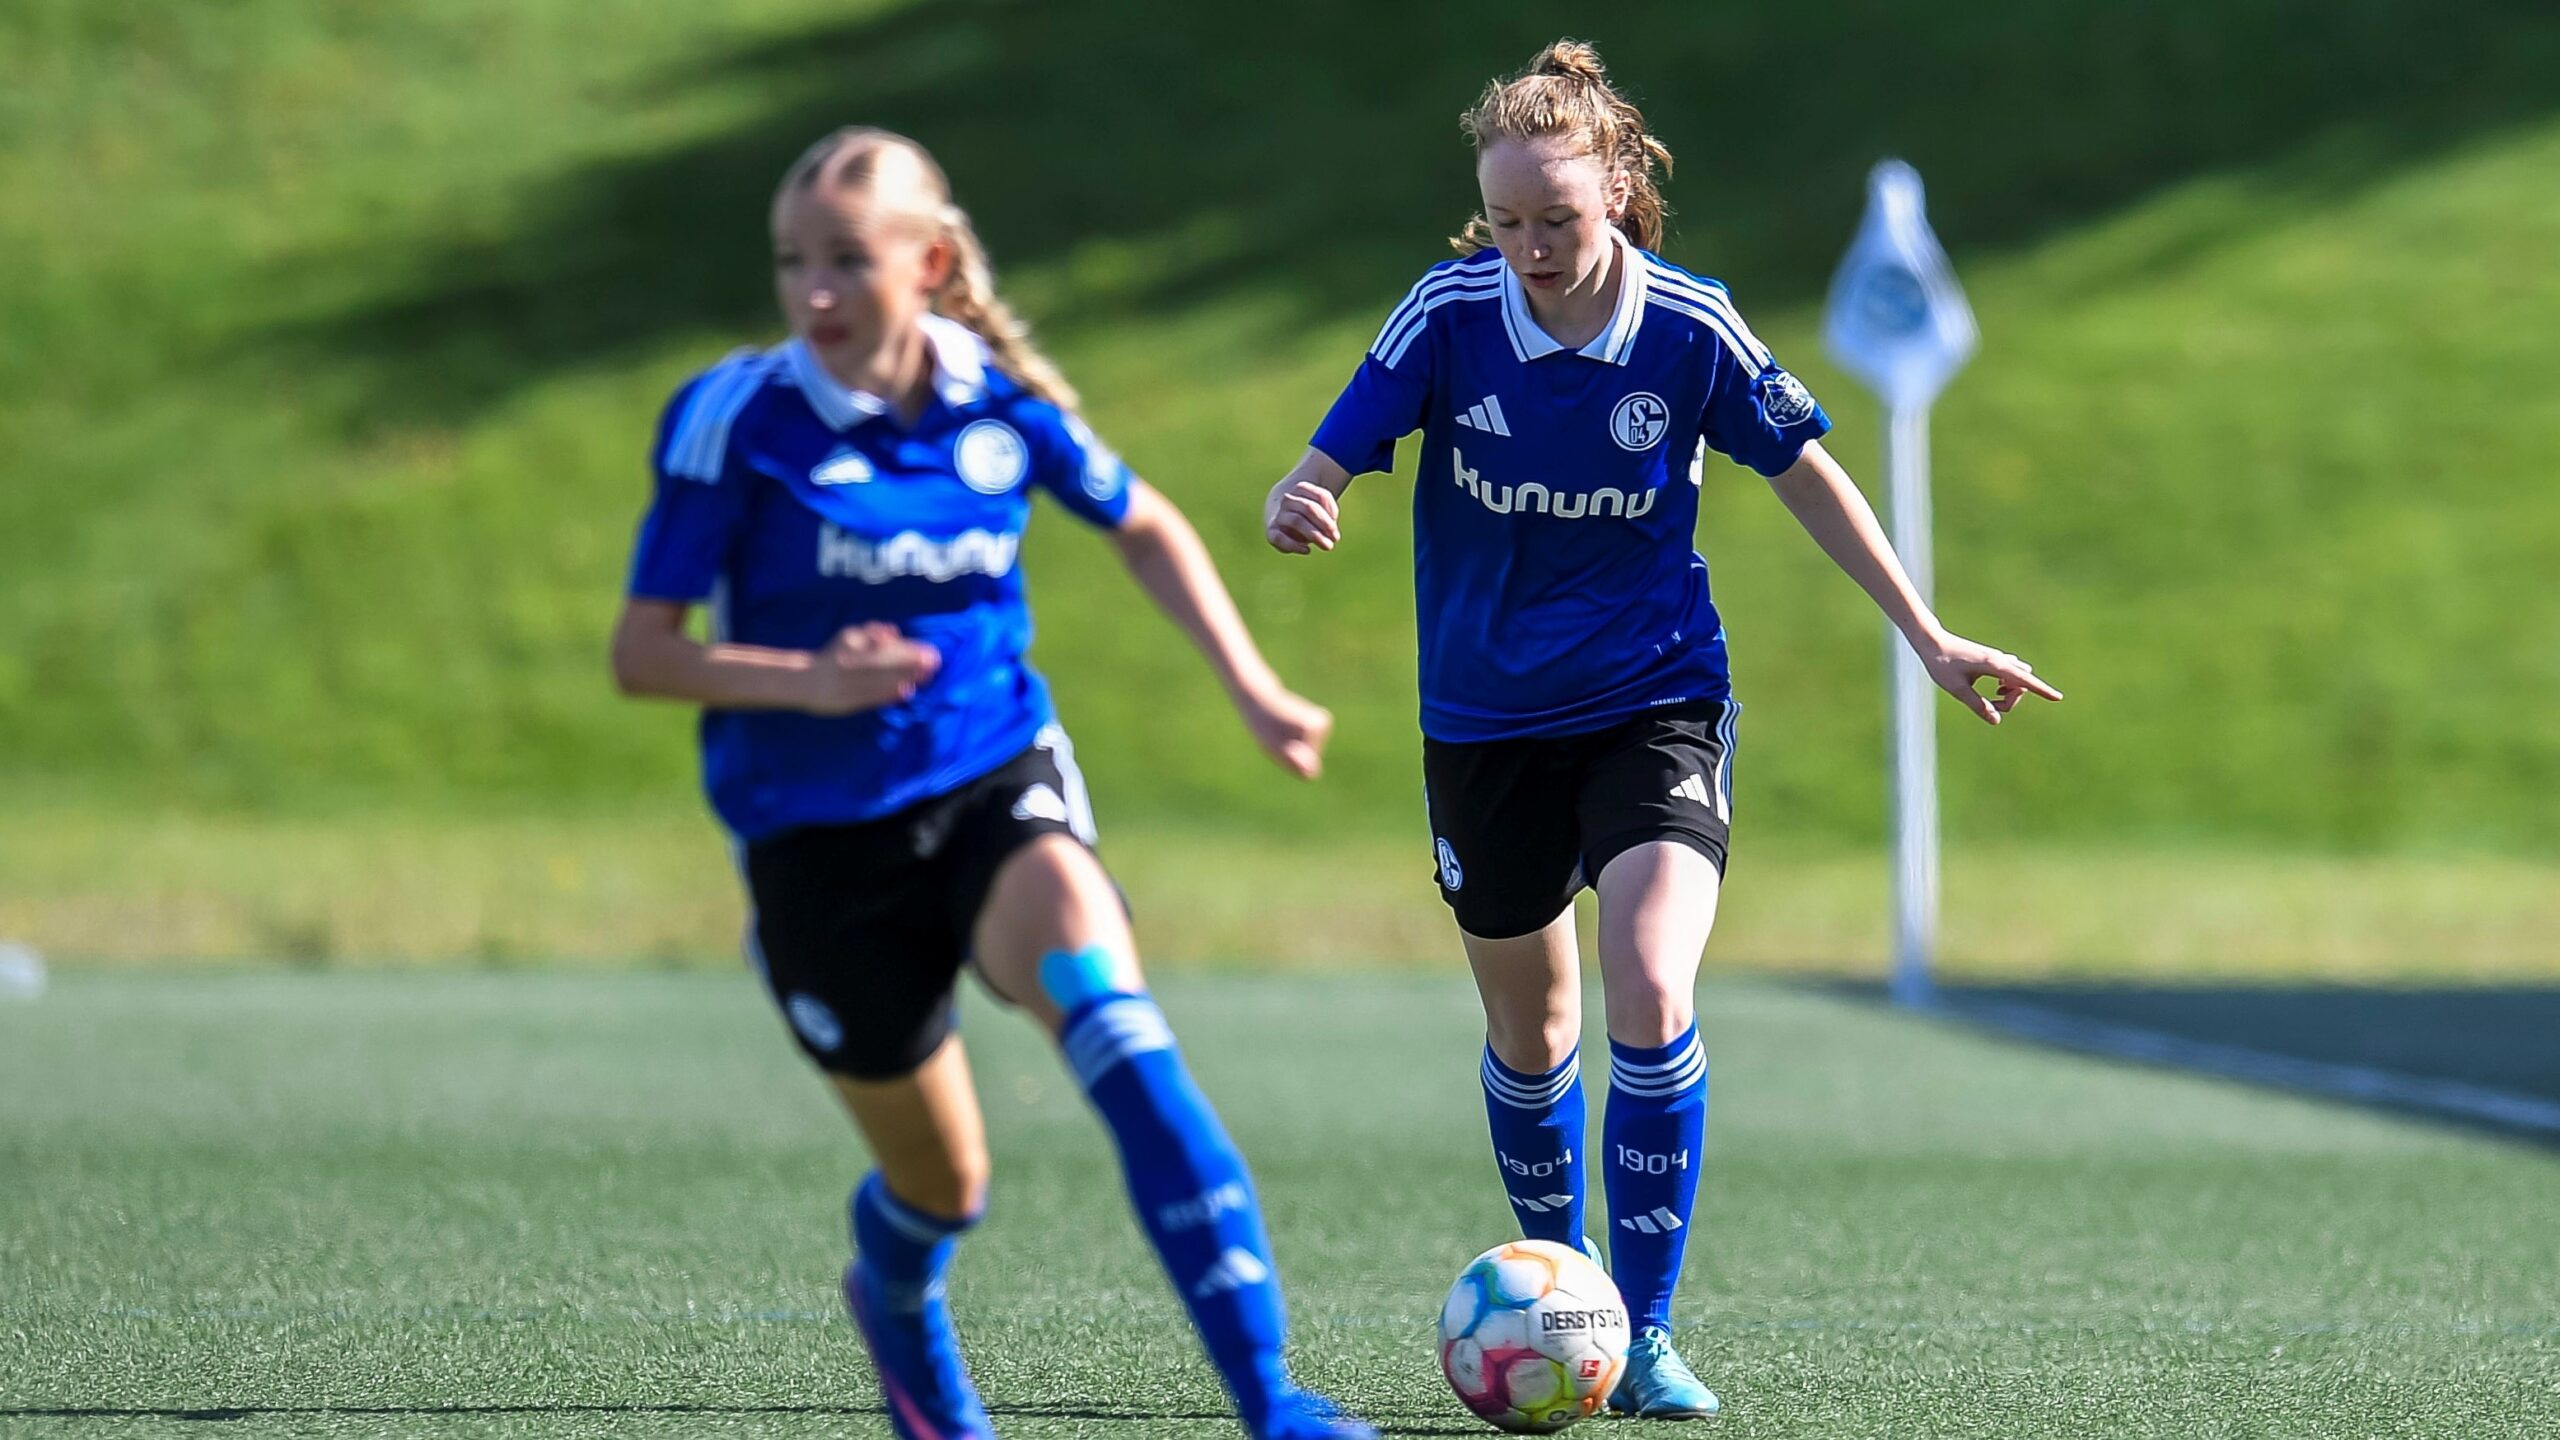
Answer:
[
  {"left": 1240, "top": 684, "right": 1333, "bottom": 779},
  {"left": 1264, "top": 478, "right": 1342, "bottom": 554},
  {"left": 805, "top": 622, "right": 941, "bottom": 715},
  {"left": 1919, "top": 632, "right": 2062, "bottom": 725}
]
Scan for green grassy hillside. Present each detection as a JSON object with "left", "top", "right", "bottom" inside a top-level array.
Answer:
[{"left": 5, "top": 0, "right": 2558, "bottom": 854}]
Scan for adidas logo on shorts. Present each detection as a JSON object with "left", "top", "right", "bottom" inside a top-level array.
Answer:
[
  {"left": 1668, "top": 773, "right": 1712, "bottom": 807},
  {"left": 1012, "top": 784, "right": 1070, "bottom": 824}
]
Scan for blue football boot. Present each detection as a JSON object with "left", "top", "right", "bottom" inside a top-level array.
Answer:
[
  {"left": 1608, "top": 1326, "right": 1722, "bottom": 1420},
  {"left": 1246, "top": 1387, "right": 1380, "bottom": 1440},
  {"left": 843, "top": 1259, "right": 994, "bottom": 1440}
]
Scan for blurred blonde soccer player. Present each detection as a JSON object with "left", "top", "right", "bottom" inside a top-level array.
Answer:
[
  {"left": 610, "top": 128, "right": 1374, "bottom": 1440},
  {"left": 1263, "top": 41, "right": 2061, "bottom": 1422}
]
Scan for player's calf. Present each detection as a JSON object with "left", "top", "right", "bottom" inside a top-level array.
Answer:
[
  {"left": 1602, "top": 1023, "right": 1707, "bottom": 1335},
  {"left": 1043, "top": 945, "right": 1375, "bottom": 1438},
  {"left": 1482, "top": 1045, "right": 1588, "bottom": 1246}
]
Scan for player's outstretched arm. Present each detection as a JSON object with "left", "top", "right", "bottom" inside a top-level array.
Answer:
[
  {"left": 1764, "top": 441, "right": 2063, "bottom": 726},
  {"left": 1111, "top": 483, "right": 1333, "bottom": 778},
  {"left": 608, "top": 599, "right": 940, "bottom": 715},
  {"left": 1263, "top": 447, "right": 1353, "bottom": 555}
]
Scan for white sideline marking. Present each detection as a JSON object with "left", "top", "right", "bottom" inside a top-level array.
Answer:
[{"left": 1933, "top": 995, "right": 2560, "bottom": 1137}]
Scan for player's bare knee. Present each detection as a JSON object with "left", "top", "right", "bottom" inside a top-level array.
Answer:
[
  {"left": 1485, "top": 1005, "right": 1580, "bottom": 1072},
  {"left": 942, "top": 1152, "right": 993, "bottom": 1220},
  {"left": 885, "top": 1154, "right": 989, "bottom": 1223},
  {"left": 1543, "top": 1009, "right": 1584, "bottom": 1065},
  {"left": 975, "top": 838, "right": 1137, "bottom": 1019},
  {"left": 1602, "top": 980, "right": 1695, "bottom": 1049}
]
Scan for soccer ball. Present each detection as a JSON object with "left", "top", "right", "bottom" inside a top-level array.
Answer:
[{"left": 1437, "top": 1239, "right": 1629, "bottom": 1433}]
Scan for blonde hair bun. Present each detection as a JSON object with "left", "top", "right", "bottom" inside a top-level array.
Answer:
[{"left": 1453, "top": 40, "right": 1675, "bottom": 256}]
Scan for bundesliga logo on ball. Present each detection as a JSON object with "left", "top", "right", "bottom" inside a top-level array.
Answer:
[{"left": 1438, "top": 1240, "right": 1630, "bottom": 1433}]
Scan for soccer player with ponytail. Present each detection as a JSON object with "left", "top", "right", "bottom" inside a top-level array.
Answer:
[
  {"left": 613, "top": 128, "right": 1373, "bottom": 1440},
  {"left": 1266, "top": 43, "right": 2060, "bottom": 1419}
]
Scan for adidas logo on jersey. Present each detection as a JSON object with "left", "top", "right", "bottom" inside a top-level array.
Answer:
[
  {"left": 1192, "top": 1246, "right": 1272, "bottom": 1298},
  {"left": 1618, "top": 1207, "right": 1686, "bottom": 1236},
  {"left": 1669, "top": 773, "right": 1712, "bottom": 806},
  {"left": 1455, "top": 394, "right": 1513, "bottom": 437},
  {"left": 810, "top": 450, "right": 874, "bottom": 486}
]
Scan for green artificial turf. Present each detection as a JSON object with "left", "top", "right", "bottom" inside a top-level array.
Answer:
[{"left": 4, "top": 972, "right": 2552, "bottom": 1437}]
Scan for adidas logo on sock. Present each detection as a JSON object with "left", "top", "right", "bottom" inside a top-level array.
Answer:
[
  {"left": 1512, "top": 1193, "right": 1578, "bottom": 1214},
  {"left": 1617, "top": 1207, "right": 1686, "bottom": 1235},
  {"left": 873, "top": 1274, "right": 947, "bottom": 1314},
  {"left": 1192, "top": 1246, "right": 1272, "bottom": 1298},
  {"left": 1669, "top": 773, "right": 1712, "bottom": 807},
  {"left": 1454, "top": 394, "right": 1512, "bottom": 437}
]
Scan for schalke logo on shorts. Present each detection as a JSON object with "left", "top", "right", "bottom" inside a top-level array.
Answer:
[
  {"left": 1436, "top": 837, "right": 1464, "bottom": 892},
  {"left": 785, "top": 992, "right": 845, "bottom": 1053},
  {"left": 954, "top": 419, "right": 1029, "bottom": 495},
  {"left": 1610, "top": 392, "right": 1670, "bottom": 452},
  {"left": 1759, "top": 369, "right": 1818, "bottom": 427}
]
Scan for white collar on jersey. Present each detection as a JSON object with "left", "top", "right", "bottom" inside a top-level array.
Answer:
[
  {"left": 786, "top": 313, "right": 992, "bottom": 429},
  {"left": 1498, "top": 226, "right": 1649, "bottom": 366}
]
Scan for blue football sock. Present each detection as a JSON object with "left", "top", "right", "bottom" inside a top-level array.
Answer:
[
  {"left": 1052, "top": 950, "right": 1292, "bottom": 1418},
  {"left": 1603, "top": 1024, "right": 1707, "bottom": 1334},
  {"left": 850, "top": 1172, "right": 978, "bottom": 1311},
  {"left": 1480, "top": 1045, "right": 1587, "bottom": 1246}
]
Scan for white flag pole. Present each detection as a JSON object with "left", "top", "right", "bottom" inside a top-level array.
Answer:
[
  {"left": 1823, "top": 160, "right": 1974, "bottom": 1008},
  {"left": 1885, "top": 401, "right": 1939, "bottom": 1006}
]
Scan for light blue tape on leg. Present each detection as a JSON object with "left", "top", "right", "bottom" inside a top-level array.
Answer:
[{"left": 1039, "top": 944, "right": 1126, "bottom": 1013}]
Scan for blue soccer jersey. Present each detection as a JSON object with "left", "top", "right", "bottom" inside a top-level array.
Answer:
[
  {"left": 1311, "top": 232, "right": 1830, "bottom": 743},
  {"left": 626, "top": 315, "right": 1133, "bottom": 840}
]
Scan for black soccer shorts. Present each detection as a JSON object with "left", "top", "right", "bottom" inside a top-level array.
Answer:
[
  {"left": 740, "top": 730, "right": 1098, "bottom": 1080},
  {"left": 1421, "top": 699, "right": 1736, "bottom": 940}
]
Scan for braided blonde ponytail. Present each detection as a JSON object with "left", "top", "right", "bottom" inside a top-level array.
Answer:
[
  {"left": 1454, "top": 40, "right": 1675, "bottom": 254},
  {"left": 933, "top": 204, "right": 1080, "bottom": 413},
  {"left": 778, "top": 126, "right": 1079, "bottom": 412}
]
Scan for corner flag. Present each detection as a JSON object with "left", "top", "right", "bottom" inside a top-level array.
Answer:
[
  {"left": 1825, "top": 160, "right": 1975, "bottom": 409},
  {"left": 1822, "top": 160, "right": 1974, "bottom": 1007}
]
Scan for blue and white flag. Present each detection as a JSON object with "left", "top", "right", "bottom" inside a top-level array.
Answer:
[{"left": 1824, "top": 160, "right": 1975, "bottom": 410}]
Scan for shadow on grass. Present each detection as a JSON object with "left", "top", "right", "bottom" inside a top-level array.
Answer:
[
  {"left": 272, "top": 0, "right": 2560, "bottom": 430},
  {"left": 1903, "top": 983, "right": 2560, "bottom": 1150}
]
